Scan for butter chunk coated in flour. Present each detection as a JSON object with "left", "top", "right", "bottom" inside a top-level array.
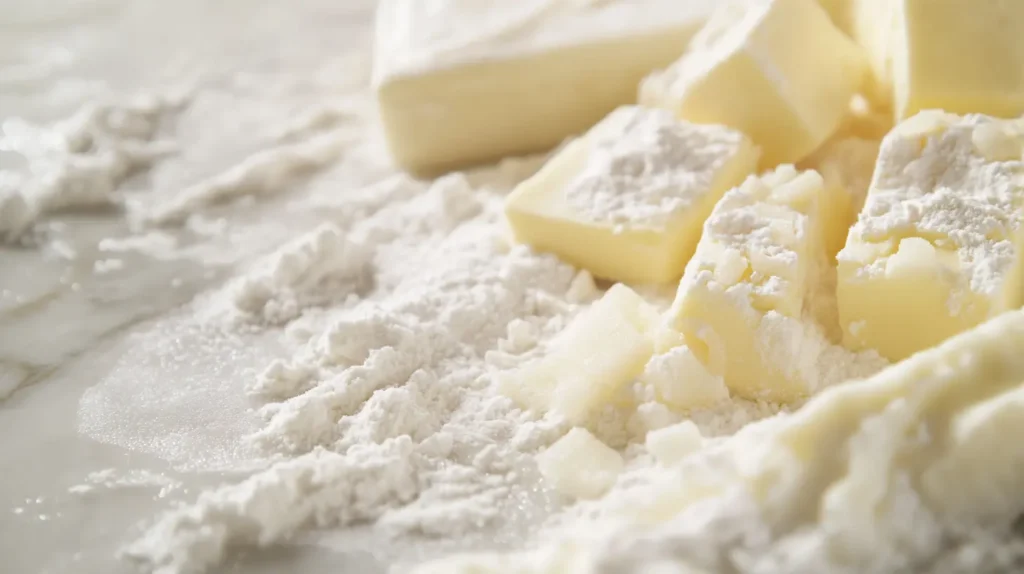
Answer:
[
  {"left": 505, "top": 106, "right": 758, "bottom": 284},
  {"left": 837, "top": 111, "right": 1024, "bottom": 362},
  {"left": 640, "top": 0, "right": 867, "bottom": 166},
  {"left": 373, "top": 0, "right": 721, "bottom": 174},
  {"left": 667, "top": 166, "right": 832, "bottom": 403},
  {"left": 500, "top": 283, "right": 659, "bottom": 424}
]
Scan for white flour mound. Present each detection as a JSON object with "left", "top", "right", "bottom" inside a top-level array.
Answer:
[{"left": 123, "top": 165, "right": 585, "bottom": 573}]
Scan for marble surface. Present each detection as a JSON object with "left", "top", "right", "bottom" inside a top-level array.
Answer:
[{"left": 0, "top": 0, "right": 396, "bottom": 571}]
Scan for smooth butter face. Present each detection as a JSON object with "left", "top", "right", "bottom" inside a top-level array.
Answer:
[
  {"left": 668, "top": 166, "right": 829, "bottom": 403},
  {"left": 837, "top": 111, "right": 1024, "bottom": 362},
  {"left": 892, "top": 0, "right": 1024, "bottom": 120},
  {"left": 500, "top": 283, "right": 659, "bottom": 424},
  {"left": 373, "top": 0, "right": 719, "bottom": 175},
  {"left": 640, "top": 0, "right": 868, "bottom": 166},
  {"left": 505, "top": 106, "right": 758, "bottom": 284}
]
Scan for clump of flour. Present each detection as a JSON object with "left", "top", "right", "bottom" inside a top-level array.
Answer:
[{"left": 0, "top": 92, "right": 186, "bottom": 243}]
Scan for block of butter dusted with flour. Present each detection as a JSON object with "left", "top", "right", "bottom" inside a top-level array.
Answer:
[
  {"left": 667, "top": 166, "right": 832, "bottom": 403},
  {"left": 640, "top": 0, "right": 868, "bottom": 167},
  {"left": 373, "top": 0, "right": 721, "bottom": 174},
  {"left": 500, "top": 283, "right": 659, "bottom": 424},
  {"left": 837, "top": 111, "right": 1024, "bottom": 362},
  {"left": 505, "top": 106, "right": 759, "bottom": 284}
]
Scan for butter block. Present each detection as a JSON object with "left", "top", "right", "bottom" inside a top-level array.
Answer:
[
  {"left": 668, "top": 166, "right": 832, "bottom": 402},
  {"left": 537, "top": 427, "right": 624, "bottom": 499},
  {"left": 640, "top": 0, "right": 868, "bottom": 166},
  {"left": 505, "top": 106, "right": 758, "bottom": 284},
  {"left": 646, "top": 420, "right": 705, "bottom": 466},
  {"left": 890, "top": 0, "right": 1024, "bottom": 120},
  {"left": 837, "top": 111, "right": 1024, "bottom": 362},
  {"left": 799, "top": 136, "right": 880, "bottom": 258},
  {"left": 374, "top": 0, "right": 721, "bottom": 174},
  {"left": 500, "top": 284, "right": 659, "bottom": 423},
  {"left": 641, "top": 345, "right": 730, "bottom": 410}
]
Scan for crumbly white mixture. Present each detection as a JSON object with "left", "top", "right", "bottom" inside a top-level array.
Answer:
[{"left": 565, "top": 106, "right": 747, "bottom": 228}]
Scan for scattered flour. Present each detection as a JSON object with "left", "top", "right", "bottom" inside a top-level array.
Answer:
[
  {"left": 123, "top": 167, "right": 584, "bottom": 573},
  {"left": 140, "top": 129, "right": 354, "bottom": 227},
  {"left": 0, "top": 92, "right": 185, "bottom": 243}
]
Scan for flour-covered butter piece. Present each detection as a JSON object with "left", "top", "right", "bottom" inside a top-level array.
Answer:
[
  {"left": 537, "top": 427, "right": 623, "bottom": 499},
  {"left": 667, "top": 166, "right": 831, "bottom": 403},
  {"left": 640, "top": 0, "right": 867, "bottom": 166},
  {"left": 837, "top": 111, "right": 1024, "bottom": 362},
  {"left": 373, "top": 0, "right": 721, "bottom": 174},
  {"left": 500, "top": 283, "right": 658, "bottom": 424},
  {"left": 505, "top": 106, "right": 758, "bottom": 284}
]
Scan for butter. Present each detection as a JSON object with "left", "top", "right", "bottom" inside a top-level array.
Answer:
[
  {"left": 837, "top": 111, "right": 1024, "bottom": 362},
  {"left": 505, "top": 106, "right": 758, "bottom": 284},
  {"left": 373, "top": 0, "right": 720, "bottom": 174},
  {"left": 537, "top": 427, "right": 623, "bottom": 499},
  {"left": 891, "top": 0, "right": 1024, "bottom": 120},
  {"left": 667, "top": 166, "right": 832, "bottom": 402},
  {"left": 500, "top": 283, "right": 658, "bottom": 424},
  {"left": 640, "top": 0, "right": 868, "bottom": 166}
]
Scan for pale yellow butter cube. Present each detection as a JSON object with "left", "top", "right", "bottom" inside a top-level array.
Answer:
[
  {"left": 891, "top": 0, "right": 1024, "bottom": 120},
  {"left": 537, "top": 427, "right": 624, "bottom": 499},
  {"left": 374, "top": 0, "right": 721, "bottom": 174},
  {"left": 505, "top": 106, "right": 758, "bottom": 284},
  {"left": 668, "top": 166, "right": 832, "bottom": 402},
  {"left": 837, "top": 112, "right": 1024, "bottom": 362},
  {"left": 500, "top": 284, "right": 658, "bottom": 423},
  {"left": 640, "top": 0, "right": 868, "bottom": 166},
  {"left": 646, "top": 420, "right": 705, "bottom": 466}
]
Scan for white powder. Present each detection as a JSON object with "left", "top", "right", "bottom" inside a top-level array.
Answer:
[
  {"left": 123, "top": 167, "right": 584, "bottom": 573},
  {"left": 0, "top": 92, "right": 185, "bottom": 243},
  {"left": 564, "top": 106, "right": 748, "bottom": 228},
  {"left": 140, "top": 130, "right": 354, "bottom": 227}
]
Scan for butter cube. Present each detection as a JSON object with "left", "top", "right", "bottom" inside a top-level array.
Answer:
[
  {"left": 641, "top": 345, "right": 730, "bottom": 410},
  {"left": 798, "top": 136, "right": 880, "bottom": 258},
  {"left": 500, "top": 284, "right": 658, "bottom": 423},
  {"left": 505, "top": 106, "right": 758, "bottom": 284},
  {"left": 646, "top": 420, "right": 705, "bottom": 466},
  {"left": 837, "top": 112, "right": 1024, "bottom": 362},
  {"left": 374, "top": 0, "right": 721, "bottom": 174},
  {"left": 640, "top": 0, "right": 868, "bottom": 166},
  {"left": 537, "top": 427, "right": 623, "bottom": 499},
  {"left": 668, "top": 166, "right": 832, "bottom": 402},
  {"left": 891, "top": 0, "right": 1024, "bottom": 120}
]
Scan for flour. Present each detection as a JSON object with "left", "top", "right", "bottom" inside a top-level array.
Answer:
[
  {"left": 565, "top": 106, "right": 749, "bottom": 228},
  {"left": 140, "top": 130, "right": 354, "bottom": 227},
  {"left": 124, "top": 167, "right": 583, "bottom": 573},
  {"left": 0, "top": 92, "right": 185, "bottom": 243}
]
